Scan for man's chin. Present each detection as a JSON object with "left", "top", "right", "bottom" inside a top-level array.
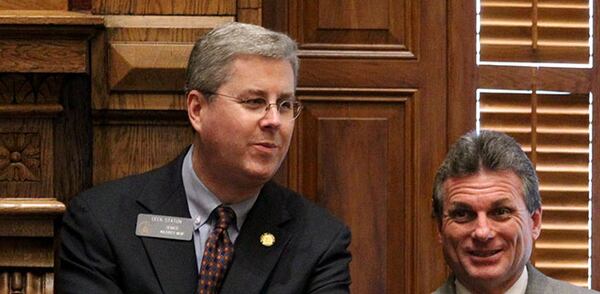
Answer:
[{"left": 462, "top": 265, "right": 507, "bottom": 284}]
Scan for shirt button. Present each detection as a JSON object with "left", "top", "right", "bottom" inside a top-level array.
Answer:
[{"left": 194, "top": 216, "right": 201, "bottom": 225}]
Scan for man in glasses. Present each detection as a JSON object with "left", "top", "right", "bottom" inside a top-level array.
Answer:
[{"left": 57, "top": 22, "right": 351, "bottom": 294}]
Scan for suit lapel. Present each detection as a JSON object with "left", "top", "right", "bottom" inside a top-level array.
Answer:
[
  {"left": 136, "top": 153, "right": 198, "bottom": 294},
  {"left": 220, "top": 182, "right": 293, "bottom": 294}
]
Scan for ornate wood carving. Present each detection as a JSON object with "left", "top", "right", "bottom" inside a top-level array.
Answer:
[
  {"left": 0, "top": 271, "right": 54, "bottom": 294},
  {"left": 0, "top": 133, "right": 41, "bottom": 183},
  {"left": 0, "top": 199, "right": 63, "bottom": 293},
  {"left": 0, "top": 74, "right": 63, "bottom": 105}
]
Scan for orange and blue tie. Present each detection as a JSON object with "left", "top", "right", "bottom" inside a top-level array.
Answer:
[{"left": 197, "top": 206, "right": 236, "bottom": 294}]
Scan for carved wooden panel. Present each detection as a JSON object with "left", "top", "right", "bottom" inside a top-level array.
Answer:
[
  {"left": 0, "top": 123, "right": 53, "bottom": 198},
  {"left": 0, "top": 74, "right": 65, "bottom": 198},
  {"left": 92, "top": 114, "right": 194, "bottom": 184},
  {"left": 109, "top": 43, "right": 191, "bottom": 92},
  {"left": 93, "top": 16, "right": 233, "bottom": 111},
  {"left": 0, "top": 271, "right": 54, "bottom": 294},
  {"left": 93, "top": 0, "right": 236, "bottom": 15},
  {"left": 286, "top": 0, "right": 418, "bottom": 58},
  {"left": 292, "top": 88, "right": 411, "bottom": 294},
  {"left": 0, "top": 74, "right": 63, "bottom": 104}
]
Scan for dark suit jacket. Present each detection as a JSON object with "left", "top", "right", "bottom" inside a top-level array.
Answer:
[
  {"left": 432, "top": 263, "right": 599, "bottom": 294},
  {"left": 56, "top": 152, "right": 351, "bottom": 294}
]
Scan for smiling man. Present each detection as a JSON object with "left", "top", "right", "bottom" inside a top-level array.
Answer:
[
  {"left": 57, "top": 22, "right": 351, "bottom": 294},
  {"left": 432, "top": 130, "right": 597, "bottom": 294}
]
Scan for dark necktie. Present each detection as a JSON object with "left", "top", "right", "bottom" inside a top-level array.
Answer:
[{"left": 197, "top": 206, "right": 236, "bottom": 294}]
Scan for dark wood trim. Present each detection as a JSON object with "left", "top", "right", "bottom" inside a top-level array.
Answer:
[
  {"left": 591, "top": 0, "right": 600, "bottom": 289},
  {"left": 447, "top": 0, "right": 477, "bottom": 145}
]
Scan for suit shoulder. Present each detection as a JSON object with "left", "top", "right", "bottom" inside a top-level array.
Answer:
[
  {"left": 543, "top": 277, "right": 599, "bottom": 293},
  {"left": 69, "top": 155, "right": 182, "bottom": 210},
  {"left": 528, "top": 265, "right": 599, "bottom": 293}
]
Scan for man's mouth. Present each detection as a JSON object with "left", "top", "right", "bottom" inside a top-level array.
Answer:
[
  {"left": 256, "top": 142, "right": 278, "bottom": 148},
  {"left": 469, "top": 249, "right": 502, "bottom": 257}
]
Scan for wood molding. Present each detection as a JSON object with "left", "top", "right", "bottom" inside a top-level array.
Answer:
[
  {"left": 0, "top": 104, "right": 63, "bottom": 117},
  {"left": 591, "top": 0, "right": 600, "bottom": 289},
  {"left": 93, "top": 0, "right": 236, "bottom": 15},
  {"left": 109, "top": 43, "right": 191, "bottom": 92},
  {"left": 104, "top": 15, "right": 231, "bottom": 29},
  {"left": 0, "top": 198, "right": 65, "bottom": 216},
  {"left": 0, "top": 11, "right": 102, "bottom": 74},
  {"left": 447, "top": 0, "right": 477, "bottom": 144},
  {"left": 0, "top": 10, "right": 102, "bottom": 26},
  {"left": 0, "top": 0, "right": 68, "bottom": 11}
]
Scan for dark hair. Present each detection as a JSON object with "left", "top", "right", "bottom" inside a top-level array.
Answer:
[{"left": 432, "top": 130, "right": 540, "bottom": 222}]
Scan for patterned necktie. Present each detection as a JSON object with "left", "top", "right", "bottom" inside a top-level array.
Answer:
[{"left": 197, "top": 206, "right": 236, "bottom": 294}]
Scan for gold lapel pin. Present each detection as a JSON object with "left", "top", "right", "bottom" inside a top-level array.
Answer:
[{"left": 260, "top": 232, "right": 276, "bottom": 247}]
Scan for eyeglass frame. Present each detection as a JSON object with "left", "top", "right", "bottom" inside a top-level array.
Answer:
[{"left": 201, "top": 91, "right": 303, "bottom": 121}]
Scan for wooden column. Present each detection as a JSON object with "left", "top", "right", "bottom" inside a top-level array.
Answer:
[{"left": 0, "top": 10, "right": 102, "bottom": 293}]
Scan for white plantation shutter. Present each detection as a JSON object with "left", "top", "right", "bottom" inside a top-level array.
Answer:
[
  {"left": 479, "top": 0, "right": 590, "bottom": 64},
  {"left": 479, "top": 91, "right": 591, "bottom": 285}
]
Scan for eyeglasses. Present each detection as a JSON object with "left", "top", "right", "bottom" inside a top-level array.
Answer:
[{"left": 205, "top": 91, "right": 303, "bottom": 121}]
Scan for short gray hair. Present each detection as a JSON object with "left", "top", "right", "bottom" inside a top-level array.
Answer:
[
  {"left": 432, "top": 130, "right": 541, "bottom": 222},
  {"left": 184, "top": 22, "right": 298, "bottom": 98}
]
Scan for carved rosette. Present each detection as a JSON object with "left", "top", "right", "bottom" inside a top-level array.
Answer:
[{"left": 0, "top": 133, "right": 41, "bottom": 182}]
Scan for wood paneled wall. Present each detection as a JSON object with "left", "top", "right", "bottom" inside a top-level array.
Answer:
[
  {"left": 0, "top": 0, "right": 455, "bottom": 293},
  {"left": 266, "top": 0, "right": 449, "bottom": 292}
]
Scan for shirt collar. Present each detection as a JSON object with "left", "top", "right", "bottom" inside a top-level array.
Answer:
[
  {"left": 455, "top": 266, "right": 528, "bottom": 294},
  {"left": 182, "top": 146, "right": 258, "bottom": 231}
]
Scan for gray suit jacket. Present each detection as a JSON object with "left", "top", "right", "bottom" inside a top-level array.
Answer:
[
  {"left": 433, "top": 263, "right": 599, "bottom": 294},
  {"left": 56, "top": 151, "right": 351, "bottom": 294}
]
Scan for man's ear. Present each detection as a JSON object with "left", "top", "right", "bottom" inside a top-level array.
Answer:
[
  {"left": 531, "top": 207, "right": 543, "bottom": 240},
  {"left": 187, "top": 90, "right": 206, "bottom": 133},
  {"left": 437, "top": 220, "right": 443, "bottom": 243}
]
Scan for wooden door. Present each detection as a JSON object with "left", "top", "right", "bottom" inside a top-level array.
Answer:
[{"left": 264, "top": 0, "right": 448, "bottom": 292}]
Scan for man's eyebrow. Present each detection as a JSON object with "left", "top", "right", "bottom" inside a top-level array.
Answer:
[
  {"left": 446, "top": 202, "right": 472, "bottom": 211},
  {"left": 243, "top": 89, "right": 266, "bottom": 96},
  {"left": 242, "top": 89, "right": 295, "bottom": 99},
  {"left": 490, "top": 197, "right": 512, "bottom": 207}
]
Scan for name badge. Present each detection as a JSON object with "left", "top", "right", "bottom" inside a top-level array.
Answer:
[{"left": 135, "top": 214, "right": 193, "bottom": 241}]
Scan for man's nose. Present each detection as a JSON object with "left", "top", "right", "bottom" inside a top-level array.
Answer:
[
  {"left": 259, "top": 105, "right": 282, "bottom": 129},
  {"left": 472, "top": 213, "right": 494, "bottom": 241}
]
